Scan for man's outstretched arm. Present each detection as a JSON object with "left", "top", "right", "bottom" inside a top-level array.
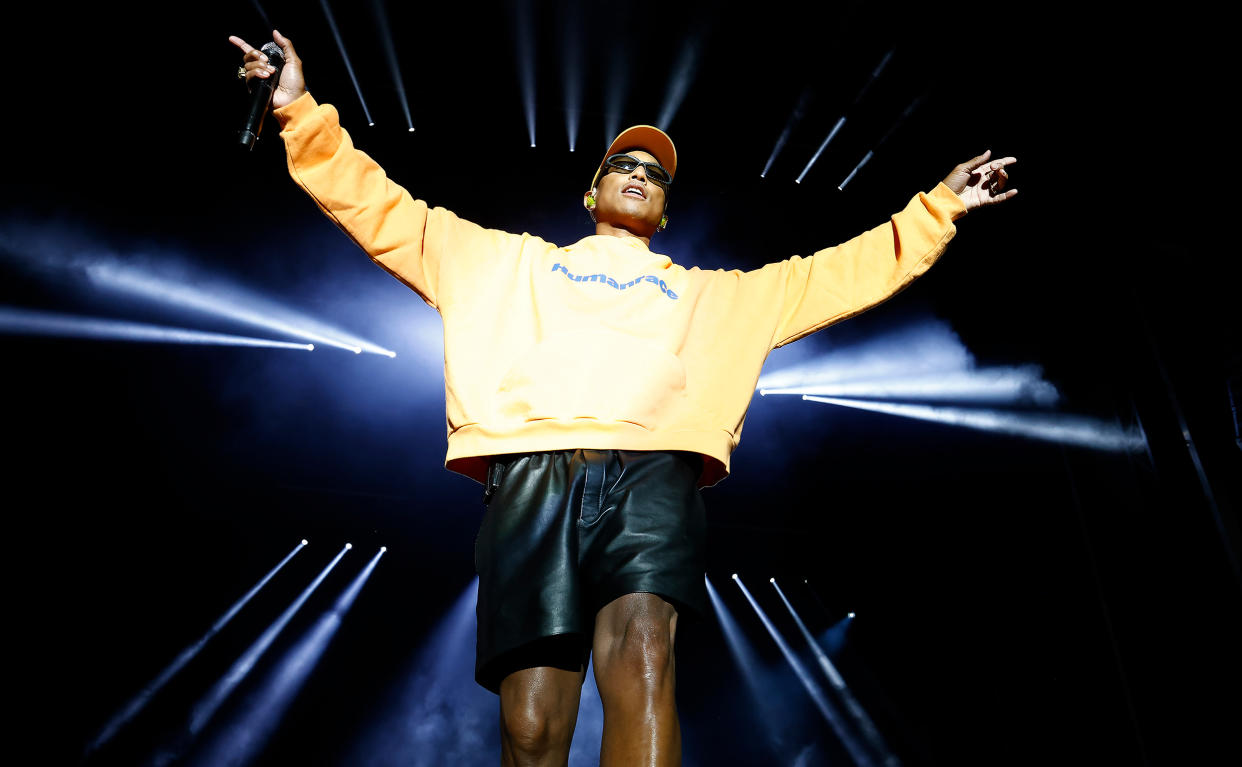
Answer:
[
  {"left": 750, "top": 152, "right": 1018, "bottom": 349},
  {"left": 229, "top": 31, "right": 513, "bottom": 311}
]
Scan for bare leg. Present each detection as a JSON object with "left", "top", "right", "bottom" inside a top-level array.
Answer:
[
  {"left": 592, "top": 593, "right": 681, "bottom": 767},
  {"left": 498, "top": 664, "right": 587, "bottom": 767}
]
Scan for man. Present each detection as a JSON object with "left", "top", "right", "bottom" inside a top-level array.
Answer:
[{"left": 231, "top": 29, "right": 1016, "bottom": 767}]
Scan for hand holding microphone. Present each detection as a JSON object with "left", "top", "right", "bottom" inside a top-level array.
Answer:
[{"left": 229, "top": 30, "right": 306, "bottom": 149}]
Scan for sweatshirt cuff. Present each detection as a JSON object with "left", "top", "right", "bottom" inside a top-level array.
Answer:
[
  {"left": 933, "top": 181, "right": 968, "bottom": 220},
  {"left": 273, "top": 91, "right": 318, "bottom": 129},
  {"left": 929, "top": 181, "right": 970, "bottom": 221}
]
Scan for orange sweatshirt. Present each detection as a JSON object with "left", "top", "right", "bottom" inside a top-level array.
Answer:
[{"left": 275, "top": 93, "right": 968, "bottom": 487}]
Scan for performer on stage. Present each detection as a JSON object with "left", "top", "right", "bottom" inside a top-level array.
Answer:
[{"left": 232, "top": 30, "right": 1016, "bottom": 767}]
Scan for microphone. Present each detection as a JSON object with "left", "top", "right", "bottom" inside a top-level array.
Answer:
[{"left": 238, "top": 42, "right": 285, "bottom": 150}]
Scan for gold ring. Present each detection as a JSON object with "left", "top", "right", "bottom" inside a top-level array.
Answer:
[{"left": 237, "top": 66, "right": 246, "bottom": 80}]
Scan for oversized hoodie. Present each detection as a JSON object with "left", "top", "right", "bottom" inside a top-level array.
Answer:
[{"left": 274, "top": 93, "right": 968, "bottom": 488}]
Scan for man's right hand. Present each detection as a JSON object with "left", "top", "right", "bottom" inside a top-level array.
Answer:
[{"left": 229, "top": 29, "right": 305, "bottom": 110}]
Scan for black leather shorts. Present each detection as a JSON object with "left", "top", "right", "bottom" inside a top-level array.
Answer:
[{"left": 474, "top": 449, "right": 708, "bottom": 693}]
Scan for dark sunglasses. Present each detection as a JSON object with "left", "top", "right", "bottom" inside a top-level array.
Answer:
[{"left": 601, "top": 153, "right": 673, "bottom": 189}]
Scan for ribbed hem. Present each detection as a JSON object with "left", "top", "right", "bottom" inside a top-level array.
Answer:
[{"left": 445, "top": 421, "right": 733, "bottom": 488}]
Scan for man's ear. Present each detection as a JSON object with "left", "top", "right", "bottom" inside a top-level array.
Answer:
[{"left": 583, "top": 188, "right": 597, "bottom": 223}]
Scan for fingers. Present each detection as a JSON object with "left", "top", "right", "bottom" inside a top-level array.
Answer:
[
  {"left": 273, "top": 29, "right": 299, "bottom": 64},
  {"left": 960, "top": 149, "right": 992, "bottom": 173},
  {"left": 228, "top": 35, "right": 254, "bottom": 54},
  {"left": 244, "top": 58, "right": 278, "bottom": 81},
  {"left": 984, "top": 157, "right": 1017, "bottom": 192},
  {"left": 233, "top": 34, "right": 280, "bottom": 83}
]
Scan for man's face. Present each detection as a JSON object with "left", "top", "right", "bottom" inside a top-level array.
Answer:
[{"left": 589, "top": 149, "right": 668, "bottom": 233}]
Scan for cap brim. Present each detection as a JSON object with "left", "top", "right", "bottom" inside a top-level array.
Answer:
[{"left": 590, "top": 125, "right": 678, "bottom": 190}]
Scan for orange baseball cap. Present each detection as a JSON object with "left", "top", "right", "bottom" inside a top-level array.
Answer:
[{"left": 589, "top": 124, "right": 678, "bottom": 191}]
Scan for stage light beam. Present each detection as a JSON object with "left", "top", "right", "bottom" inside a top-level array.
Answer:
[
  {"left": 763, "top": 89, "right": 813, "bottom": 179},
  {"left": 733, "top": 575, "right": 875, "bottom": 767},
  {"left": 511, "top": 0, "right": 537, "bottom": 147},
  {"left": 839, "top": 149, "right": 873, "bottom": 191},
  {"left": 794, "top": 49, "right": 893, "bottom": 185},
  {"left": 560, "top": 1, "right": 583, "bottom": 152},
  {"left": 370, "top": 0, "right": 414, "bottom": 132},
  {"left": 602, "top": 37, "right": 630, "bottom": 148},
  {"left": 84, "top": 540, "right": 308, "bottom": 757},
  {"left": 85, "top": 262, "right": 395, "bottom": 356},
  {"left": 759, "top": 365, "right": 1061, "bottom": 407},
  {"left": 852, "top": 48, "right": 894, "bottom": 107},
  {"left": 656, "top": 34, "right": 703, "bottom": 130},
  {"left": 0, "top": 306, "right": 313, "bottom": 351},
  {"left": 772, "top": 579, "right": 898, "bottom": 766},
  {"left": 318, "top": 0, "right": 373, "bottom": 126},
  {"left": 802, "top": 395, "right": 1147, "bottom": 453},
  {"left": 706, "top": 576, "right": 787, "bottom": 760},
  {"left": 341, "top": 578, "right": 497, "bottom": 765},
  {"left": 840, "top": 96, "right": 924, "bottom": 190},
  {"left": 796, "top": 117, "right": 846, "bottom": 185},
  {"left": 187, "top": 547, "right": 386, "bottom": 767},
  {"left": 185, "top": 544, "right": 351, "bottom": 738}
]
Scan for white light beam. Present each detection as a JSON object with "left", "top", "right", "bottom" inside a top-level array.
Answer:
[
  {"left": 733, "top": 575, "right": 875, "bottom": 767},
  {"left": 760, "top": 366, "right": 1060, "bottom": 407},
  {"left": 86, "top": 263, "right": 395, "bottom": 356},
  {"left": 319, "top": 0, "right": 374, "bottom": 126},
  {"left": 85, "top": 541, "right": 308, "bottom": 757},
  {"left": 186, "top": 544, "right": 351, "bottom": 737},
  {"left": 0, "top": 307, "right": 313, "bottom": 350},
  {"left": 802, "top": 396, "right": 1147, "bottom": 453},
  {"left": 772, "top": 579, "right": 898, "bottom": 766}
]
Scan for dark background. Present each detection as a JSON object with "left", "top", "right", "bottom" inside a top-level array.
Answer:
[{"left": 4, "top": 2, "right": 1237, "bottom": 765}]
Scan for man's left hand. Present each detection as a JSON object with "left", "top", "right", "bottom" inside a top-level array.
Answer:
[{"left": 942, "top": 150, "right": 1018, "bottom": 211}]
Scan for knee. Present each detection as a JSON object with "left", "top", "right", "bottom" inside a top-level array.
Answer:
[
  {"left": 597, "top": 613, "right": 676, "bottom": 689},
  {"left": 500, "top": 692, "right": 575, "bottom": 760}
]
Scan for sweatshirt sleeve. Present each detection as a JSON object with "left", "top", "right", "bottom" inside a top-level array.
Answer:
[
  {"left": 274, "top": 92, "right": 509, "bottom": 311},
  {"left": 752, "top": 182, "right": 969, "bottom": 349}
]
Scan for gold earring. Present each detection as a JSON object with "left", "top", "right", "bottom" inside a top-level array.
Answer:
[{"left": 657, "top": 215, "right": 668, "bottom": 232}]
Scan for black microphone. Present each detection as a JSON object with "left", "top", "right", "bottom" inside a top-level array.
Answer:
[{"left": 239, "top": 42, "right": 285, "bottom": 150}]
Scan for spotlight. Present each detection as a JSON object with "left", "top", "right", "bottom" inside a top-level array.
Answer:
[
  {"left": 371, "top": 0, "right": 415, "bottom": 132},
  {"left": 380, "top": 546, "right": 387, "bottom": 552},
  {"left": 802, "top": 395, "right": 1146, "bottom": 453},
  {"left": 187, "top": 544, "right": 351, "bottom": 736},
  {"left": 192, "top": 545, "right": 386, "bottom": 767},
  {"left": 0, "top": 307, "right": 316, "bottom": 351},
  {"left": 796, "top": 116, "right": 846, "bottom": 184},
  {"left": 301, "top": 539, "right": 308, "bottom": 546},
  {"left": 762, "top": 88, "right": 812, "bottom": 179},
  {"left": 318, "top": 0, "right": 374, "bottom": 127},
  {"left": 345, "top": 543, "right": 353, "bottom": 550},
  {"left": 735, "top": 576, "right": 870, "bottom": 765},
  {"left": 771, "top": 579, "right": 896, "bottom": 763},
  {"left": 84, "top": 263, "right": 393, "bottom": 355},
  {"left": 656, "top": 34, "right": 702, "bottom": 129},
  {"left": 848, "top": 612, "right": 855, "bottom": 619},
  {"left": 88, "top": 541, "right": 308, "bottom": 755},
  {"left": 838, "top": 149, "right": 873, "bottom": 191},
  {"left": 510, "top": 0, "right": 537, "bottom": 149}
]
